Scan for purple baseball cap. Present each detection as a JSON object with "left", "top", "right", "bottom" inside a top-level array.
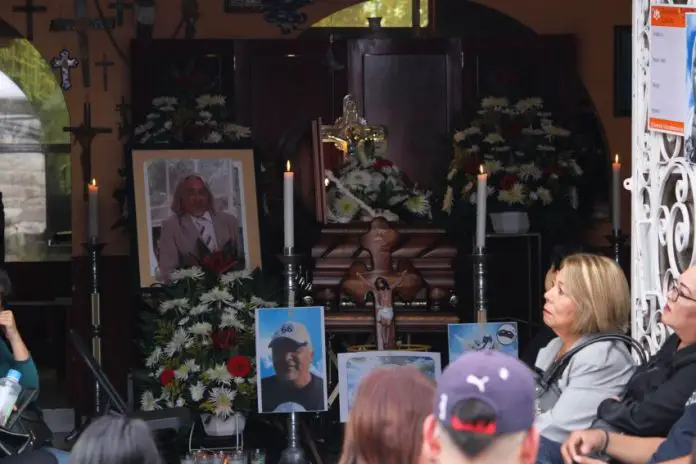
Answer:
[{"left": 434, "top": 350, "right": 535, "bottom": 436}]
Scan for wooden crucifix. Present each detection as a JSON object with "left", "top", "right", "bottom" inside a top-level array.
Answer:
[
  {"left": 12, "top": 0, "right": 46, "bottom": 41},
  {"left": 64, "top": 102, "right": 113, "bottom": 199},
  {"left": 50, "top": 0, "right": 116, "bottom": 88},
  {"left": 342, "top": 218, "right": 422, "bottom": 350},
  {"left": 115, "top": 96, "right": 131, "bottom": 140},
  {"left": 108, "top": 0, "right": 134, "bottom": 27},
  {"left": 95, "top": 54, "right": 115, "bottom": 92}
]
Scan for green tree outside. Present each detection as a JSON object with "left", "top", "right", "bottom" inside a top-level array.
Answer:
[{"left": 313, "top": 0, "right": 428, "bottom": 27}]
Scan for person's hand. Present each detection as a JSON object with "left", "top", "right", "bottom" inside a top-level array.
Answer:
[
  {"left": 0, "top": 311, "right": 19, "bottom": 339},
  {"left": 561, "top": 429, "right": 607, "bottom": 464}
]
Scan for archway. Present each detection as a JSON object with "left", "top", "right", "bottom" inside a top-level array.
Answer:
[{"left": 0, "top": 35, "right": 72, "bottom": 262}]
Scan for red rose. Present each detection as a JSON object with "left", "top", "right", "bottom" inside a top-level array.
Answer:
[
  {"left": 226, "top": 355, "right": 251, "bottom": 378},
  {"left": 202, "top": 250, "right": 236, "bottom": 274},
  {"left": 500, "top": 174, "right": 518, "bottom": 190},
  {"left": 212, "top": 328, "right": 237, "bottom": 350},
  {"left": 374, "top": 159, "right": 393, "bottom": 170},
  {"left": 159, "top": 368, "right": 175, "bottom": 386}
]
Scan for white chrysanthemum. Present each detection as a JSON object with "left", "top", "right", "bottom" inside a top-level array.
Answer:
[
  {"left": 223, "top": 123, "right": 251, "bottom": 139},
  {"left": 483, "top": 133, "right": 505, "bottom": 145},
  {"left": 165, "top": 328, "right": 191, "bottom": 357},
  {"left": 453, "top": 126, "right": 480, "bottom": 142},
  {"left": 518, "top": 163, "right": 542, "bottom": 181},
  {"left": 234, "top": 377, "right": 246, "bottom": 385},
  {"left": 481, "top": 97, "right": 509, "bottom": 109},
  {"left": 203, "top": 131, "right": 222, "bottom": 143},
  {"left": 200, "top": 287, "right": 234, "bottom": 305},
  {"left": 332, "top": 196, "right": 359, "bottom": 222},
  {"left": 543, "top": 125, "right": 571, "bottom": 137},
  {"left": 159, "top": 298, "right": 189, "bottom": 315},
  {"left": 498, "top": 183, "right": 526, "bottom": 205},
  {"left": 521, "top": 127, "right": 544, "bottom": 136},
  {"left": 145, "top": 347, "right": 162, "bottom": 368},
  {"left": 205, "top": 364, "right": 233, "bottom": 386},
  {"left": 344, "top": 170, "right": 372, "bottom": 189},
  {"left": 178, "top": 317, "right": 190, "bottom": 326},
  {"left": 220, "top": 270, "right": 253, "bottom": 286},
  {"left": 189, "top": 381, "right": 206, "bottom": 402},
  {"left": 196, "top": 94, "right": 226, "bottom": 108},
  {"left": 152, "top": 96, "right": 177, "bottom": 107},
  {"left": 209, "top": 387, "right": 237, "bottom": 419},
  {"left": 220, "top": 310, "right": 244, "bottom": 330},
  {"left": 405, "top": 194, "right": 431, "bottom": 216},
  {"left": 140, "top": 391, "right": 160, "bottom": 411},
  {"left": 515, "top": 97, "right": 543, "bottom": 113},
  {"left": 250, "top": 296, "right": 277, "bottom": 308},
  {"left": 189, "top": 303, "right": 211, "bottom": 316},
  {"left": 169, "top": 267, "right": 204, "bottom": 282},
  {"left": 175, "top": 359, "right": 201, "bottom": 380},
  {"left": 535, "top": 187, "right": 552, "bottom": 205},
  {"left": 189, "top": 322, "right": 213, "bottom": 336}
]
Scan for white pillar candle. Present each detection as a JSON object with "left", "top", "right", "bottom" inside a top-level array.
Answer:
[
  {"left": 88, "top": 179, "right": 99, "bottom": 241},
  {"left": 612, "top": 154, "right": 621, "bottom": 232},
  {"left": 476, "top": 165, "right": 487, "bottom": 250},
  {"left": 284, "top": 161, "right": 294, "bottom": 252}
]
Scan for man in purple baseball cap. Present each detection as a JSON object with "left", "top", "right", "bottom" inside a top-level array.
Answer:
[{"left": 421, "top": 350, "right": 539, "bottom": 463}]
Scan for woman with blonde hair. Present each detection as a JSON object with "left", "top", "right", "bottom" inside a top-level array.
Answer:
[
  {"left": 534, "top": 253, "right": 635, "bottom": 463},
  {"left": 339, "top": 365, "right": 435, "bottom": 464}
]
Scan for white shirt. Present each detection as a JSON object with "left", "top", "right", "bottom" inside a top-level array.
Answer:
[{"left": 191, "top": 212, "right": 219, "bottom": 251}]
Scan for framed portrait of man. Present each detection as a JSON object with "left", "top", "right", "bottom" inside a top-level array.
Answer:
[
  {"left": 127, "top": 145, "right": 262, "bottom": 288},
  {"left": 255, "top": 306, "right": 328, "bottom": 414}
]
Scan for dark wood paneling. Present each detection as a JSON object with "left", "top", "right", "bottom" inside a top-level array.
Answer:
[
  {"left": 348, "top": 39, "right": 462, "bottom": 190},
  {"left": 68, "top": 256, "right": 133, "bottom": 416}
]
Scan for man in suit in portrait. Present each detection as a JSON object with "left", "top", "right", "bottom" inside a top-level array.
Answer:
[
  {"left": 157, "top": 174, "right": 243, "bottom": 281},
  {"left": 260, "top": 321, "right": 326, "bottom": 413}
]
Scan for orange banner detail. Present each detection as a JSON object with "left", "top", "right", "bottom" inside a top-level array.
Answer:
[
  {"left": 648, "top": 117, "right": 685, "bottom": 133},
  {"left": 651, "top": 6, "right": 696, "bottom": 28}
]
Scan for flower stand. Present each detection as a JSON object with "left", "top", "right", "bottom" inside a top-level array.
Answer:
[
  {"left": 201, "top": 412, "right": 246, "bottom": 437},
  {"left": 489, "top": 212, "right": 530, "bottom": 234}
]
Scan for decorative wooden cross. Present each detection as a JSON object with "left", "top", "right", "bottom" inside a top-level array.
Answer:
[
  {"left": 12, "top": 0, "right": 46, "bottom": 41},
  {"left": 108, "top": 0, "right": 133, "bottom": 27},
  {"left": 94, "top": 54, "right": 115, "bottom": 92},
  {"left": 342, "top": 218, "right": 422, "bottom": 350},
  {"left": 64, "top": 103, "right": 113, "bottom": 199},
  {"left": 321, "top": 94, "right": 386, "bottom": 157},
  {"left": 115, "top": 96, "right": 131, "bottom": 140},
  {"left": 50, "top": 0, "right": 116, "bottom": 88},
  {"left": 50, "top": 49, "right": 79, "bottom": 91}
]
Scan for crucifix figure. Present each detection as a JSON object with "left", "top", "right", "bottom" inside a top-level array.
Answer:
[
  {"left": 64, "top": 103, "right": 113, "bottom": 199},
  {"left": 50, "top": 0, "right": 116, "bottom": 88},
  {"left": 321, "top": 94, "right": 386, "bottom": 159},
  {"left": 95, "top": 54, "right": 115, "bottom": 92},
  {"left": 108, "top": 0, "right": 133, "bottom": 27},
  {"left": 115, "top": 96, "right": 131, "bottom": 140},
  {"left": 342, "top": 218, "right": 422, "bottom": 350},
  {"left": 51, "top": 49, "right": 79, "bottom": 91},
  {"left": 12, "top": 0, "right": 46, "bottom": 41}
]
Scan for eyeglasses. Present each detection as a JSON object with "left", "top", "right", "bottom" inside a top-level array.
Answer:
[{"left": 666, "top": 277, "right": 696, "bottom": 304}]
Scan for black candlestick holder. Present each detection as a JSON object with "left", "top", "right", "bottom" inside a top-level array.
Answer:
[
  {"left": 472, "top": 247, "right": 489, "bottom": 324},
  {"left": 82, "top": 238, "right": 105, "bottom": 415},
  {"left": 278, "top": 249, "right": 308, "bottom": 464},
  {"left": 605, "top": 230, "right": 629, "bottom": 267}
]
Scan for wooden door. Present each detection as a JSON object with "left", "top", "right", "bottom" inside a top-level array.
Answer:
[{"left": 347, "top": 39, "right": 462, "bottom": 190}]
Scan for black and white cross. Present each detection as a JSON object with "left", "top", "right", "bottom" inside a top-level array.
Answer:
[
  {"left": 50, "top": 49, "right": 79, "bottom": 91},
  {"left": 12, "top": 0, "right": 46, "bottom": 41}
]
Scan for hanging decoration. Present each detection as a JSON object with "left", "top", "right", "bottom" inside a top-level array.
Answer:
[{"left": 50, "top": 49, "right": 79, "bottom": 91}]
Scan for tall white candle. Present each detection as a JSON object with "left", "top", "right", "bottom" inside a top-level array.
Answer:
[
  {"left": 476, "top": 165, "right": 487, "bottom": 250},
  {"left": 284, "top": 161, "right": 294, "bottom": 252},
  {"left": 88, "top": 179, "right": 99, "bottom": 240},
  {"left": 612, "top": 154, "right": 621, "bottom": 232}
]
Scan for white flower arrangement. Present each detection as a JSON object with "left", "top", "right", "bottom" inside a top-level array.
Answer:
[
  {"left": 140, "top": 266, "right": 277, "bottom": 419},
  {"left": 134, "top": 94, "right": 251, "bottom": 144}
]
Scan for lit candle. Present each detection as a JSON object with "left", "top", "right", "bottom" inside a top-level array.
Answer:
[
  {"left": 88, "top": 179, "right": 99, "bottom": 240},
  {"left": 476, "top": 165, "right": 487, "bottom": 250},
  {"left": 612, "top": 154, "right": 621, "bottom": 232},
  {"left": 284, "top": 161, "right": 294, "bottom": 252}
]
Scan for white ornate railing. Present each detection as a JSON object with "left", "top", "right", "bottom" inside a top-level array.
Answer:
[{"left": 631, "top": 0, "right": 695, "bottom": 354}]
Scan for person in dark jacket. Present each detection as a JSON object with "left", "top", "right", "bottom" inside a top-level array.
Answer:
[{"left": 593, "top": 265, "right": 696, "bottom": 437}]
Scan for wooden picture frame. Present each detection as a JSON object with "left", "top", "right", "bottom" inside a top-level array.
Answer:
[
  {"left": 613, "top": 25, "right": 632, "bottom": 117},
  {"left": 224, "top": 0, "right": 264, "bottom": 12},
  {"left": 125, "top": 142, "right": 263, "bottom": 289}
]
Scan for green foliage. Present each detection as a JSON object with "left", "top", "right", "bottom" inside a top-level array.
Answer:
[{"left": 313, "top": 0, "right": 429, "bottom": 27}]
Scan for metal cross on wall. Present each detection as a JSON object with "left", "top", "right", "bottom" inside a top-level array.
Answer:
[
  {"left": 50, "top": 0, "right": 116, "bottom": 88},
  {"left": 12, "top": 0, "right": 46, "bottom": 41},
  {"left": 51, "top": 49, "right": 79, "bottom": 91},
  {"left": 64, "top": 103, "right": 113, "bottom": 199},
  {"left": 95, "top": 54, "right": 115, "bottom": 92},
  {"left": 115, "top": 96, "right": 131, "bottom": 140},
  {"left": 108, "top": 0, "right": 133, "bottom": 27}
]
